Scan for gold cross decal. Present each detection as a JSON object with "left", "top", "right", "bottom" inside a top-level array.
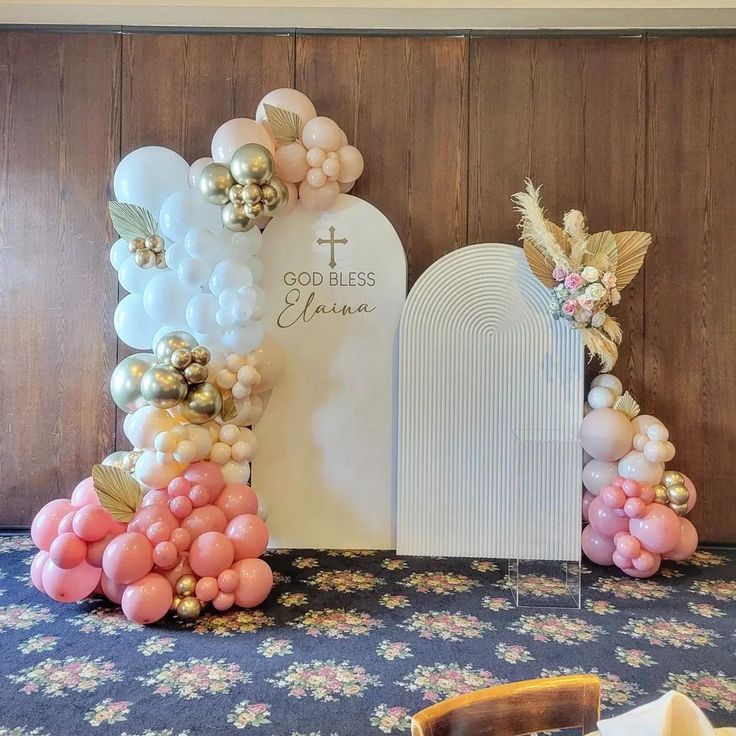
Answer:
[{"left": 316, "top": 226, "right": 348, "bottom": 269}]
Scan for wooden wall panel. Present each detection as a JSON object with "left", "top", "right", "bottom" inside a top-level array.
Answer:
[
  {"left": 468, "top": 36, "right": 647, "bottom": 394},
  {"left": 0, "top": 32, "right": 120, "bottom": 525},
  {"left": 646, "top": 37, "right": 736, "bottom": 543},
  {"left": 296, "top": 35, "right": 468, "bottom": 285}
]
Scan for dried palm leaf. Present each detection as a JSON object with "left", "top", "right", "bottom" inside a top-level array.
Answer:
[
  {"left": 264, "top": 103, "right": 303, "bottom": 146},
  {"left": 221, "top": 395, "right": 238, "bottom": 422},
  {"left": 614, "top": 391, "right": 641, "bottom": 419},
  {"left": 563, "top": 209, "right": 589, "bottom": 270},
  {"left": 92, "top": 464, "right": 144, "bottom": 522},
  {"left": 613, "top": 230, "right": 651, "bottom": 289},
  {"left": 522, "top": 239, "right": 557, "bottom": 287},
  {"left": 585, "top": 230, "right": 618, "bottom": 273},
  {"left": 108, "top": 201, "right": 157, "bottom": 241}
]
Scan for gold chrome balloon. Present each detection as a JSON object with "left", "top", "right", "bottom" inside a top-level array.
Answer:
[
  {"left": 190, "top": 346, "right": 211, "bottom": 365},
  {"left": 175, "top": 574, "right": 197, "bottom": 597},
  {"left": 666, "top": 483, "right": 690, "bottom": 506},
  {"left": 230, "top": 143, "right": 274, "bottom": 186},
  {"left": 110, "top": 353, "right": 157, "bottom": 413},
  {"left": 222, "top": 201, "right": 255, "bottom": 233},
  {"left": 243, "top": 183, "right": 262, "bottom": 205},
  {"left": 228, "top": 184, "right": 245, "bottom": 205},
  {"left": 155, "top": 331, "right": 198, "bottom": 363},
  {"left": 101, "top": 450, "right": 128, "bottom": 469},
  {"left": 146, "top": 234, "right": 164, "bottom": 253},
  {"left": 184, "top": 363, "right": 208, "bottom": 385},
  {"left": 170, "top": 348, "right": 192, "bottom": 371},
  {"left": 180, "top": 383, "right": 223, "bottom": 424},
  {"left": 199, "top": 162, "right": 235, "bottom": 205},
  {"left": 244, "top": 201, "right": 264, "bottom": 219},
  {"left": 129, "top": 237, "right": 146, "bottom": 253},
  {"left": 154, "top": 251, "right": 167, "bottom": 269},
  {"left": 176, "top": 596, "right": 202, "bottom": 622},
  {"left": 134, "top": 249, "right": 155, "bottom": 268},
  {"left": 140, "top": 365, "right": 188, "bottom": 409},
  {"left": 170, "top": 595, "right": 182, "bottom": 612},
  {"left": 262, "top": 175, "right": 289, "bottom": 216},
  {"left": 669, "top": 502, "right": 689, "bottom": 516},
  {"left": 662, "top": 470, "right": 685, "bottom": 488},
  {"left": 653, "top": 483, "right": 668, "bottom": 505}
]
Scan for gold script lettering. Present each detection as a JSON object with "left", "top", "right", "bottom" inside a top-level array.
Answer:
[{"left": 277, "top": 288, "right": 376, "bottom": 328}]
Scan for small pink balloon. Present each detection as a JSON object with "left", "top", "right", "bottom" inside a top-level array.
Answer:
[
  {"left": 101, "top": 573, "right": 127, "bottom": 604},
  {"left": 582, "top": 491, "right": 596, "bottom": 522},
  {"left": 665, "top": 517, "right": 699, "bottom": 561},
  {"left": 579, "top": 408, "right": 634, "bottom": 462},
  {"left": 214, "top": 483, "right": 258, "bottom": 521},
  {"left": 217, "top": 568, "right": 239, "bottom": 593},
  {"left": 581, "top": 524, "right": 616, "bottom": 566},
  {"left": 588, "top": 497, "right": 631, "bottom": 538},
  {"left": 600, "top": 485, "right": 626, "bottom": 509},
  {"left": 298, "top": 180, "right": 339, "bottom": 212},
  {"left": 624, "top": 497, "right": 647, "bottom": 519},
  {"left": 102, "top": 532, "right": 154, "bottom": 585},
  {"left": 122, "top": 573, "right": 173, "bottom": 624},
  {"left": 213, "top": 591, "right": 236, "bottom": 612},
  {"left": 146, "top": 521, "right": 173, "bottom": 545},
  {"left": 629, "top": 504, "right": 681, "bottom": 554},
  {"left": 306, "top": 167, "right": 327, "bottom": 188},
  {"left": 621, "top": 479, "right": 641, "bottom": 498},
  {"left": 182, "top": 504, "right": 227, "bottom": 541},
  {"left": 142, "top": 489, "right": 170, "bottom": 507},
  {"left": 616, "top": 534, "right": 641, "bottom": 559},
  {"left": 170, "top": 527, "right": 191, "bottom": 552},
  {"left": 256, "top": 88, "right": 317, "bottom": 126},
  {"left": 72, "top": 505, "right": 113, "bottom": 542},
  {"left": 70, "top": 476, "right": 100, "bottom": 507},
  {"left": 86, "top": 533, "right": 115, "bottom": 568},
  {"left": 274, "top": 141, "right": 309, "bottom": 183},
  {"left": 620, "top": 552, "right": 661, "bottom": 578},
  {"left": 128, "top": 504, "right": 178, "bottom": 537},
  {"left": 211, "top": 118, "right": 274, "bottom": 163},
  {"left": 152, "top": 541, "right": 178, "bottom": 570},
  {"left": 31, "top": 499, "right": 75, "bottom": 552},
  {"left": 42, "top": 559, "right": 101, "bottom": 602},
  {"left": 336, "top": 145, "right": 364, "bottom": 182},
  {"left": 682, "top": 474, "right": 698, "bottom": 513},
  {"left": 168, "top": 477, "right": 191, "bottom": 498},
  {"left": 160, "top": 556, "right": 193, "bottom": 588},
  {"left": 301, "top": 116, "right": 342, "bottom": 152},
  {"left": 170, "top": 496, "right": 193, "bottom": 519},
  {"left": 226, "top": 514, "right": 269, "bottom": 560},
  {"left": 30, "top": 550, "right": 49, "bottom": 593},
  {"left": 195, "top": 576, "right": 219, "bottom": 602},
  {"left": 188, "top": 484, "right": 210, "bottom": 508},
  {"left": 633, "top": 550, "right": 656, "bottom": 571},
  {"left": 189, "top": 531, "right": 235, "bottom": 578},
  {"left": 49, "top": 532, "right": 88, "bottom": 569},
  {"left": 57, "top": 511, "right": 77, "bottom": 535},
  {"left": 184, "top": 462, "right": 225, "bottom": 503},
  {"left": 612, "top": 550, "right": 632, "bottom": 569},
  {"left": 189, "top": 156, "right": 214, "bottom": 188},
  {"left": 640, "top": 485, "right": 655, "bottom": 504},
  {"left": 232, "top": 558, "right": 273, "bottom": 608}
]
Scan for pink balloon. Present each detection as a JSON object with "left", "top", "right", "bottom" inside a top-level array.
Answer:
[
  {"left": 189, "top": 484, "right": 210, "bottom": 508},
  {"left": 274, "top": 142, "right": 309, "bottom": 183},
  {"left": 582, "top": 459, "right": 619, "bottom": 495},
  {"left": 72, "top": 505, "right": 112, "bottom": 542},
  {"left": 214, "top": 483, "right": 258, "bottom": 521},
  {"left": 211, "top": 118, "right": 274, "bottom": 163},
  {"left": 30, "top": 550, "right": 49, "bottom": 593},
  {"left": 42, "top": 559, "right": 101, "bottom": 602},
  {"left": 624, "top": 497, "right": 647, "bottom": 519},
  {"left": 336, "top": 145, "right": 364, "bottom": 182},
  {"left": 581, "top": 525, "right": 616, "bottom": 565},
  {"left": 159, "top": 555, "right": 193, "bottom": 588},
  {"left": 102, "top": 532, "right": 154, "bottom": 585},
  {"left": 189, "top": 531, "right": 235, "bottom": 577},
  {"left": 621, "top": 479, "right": 641, "bottom": 497},
  {"left": 86, "top": 533, "right": 115, "bottom": 568},
  {"left": 170, "top": 496, "right": 193, "bottom": 519},
  {"left": 612, "top": 550, "right": 631, "bottom": 569},
  {"left": 170, "top": 527, "right": 192, "bottom": 552},
  {"left": 616, "top": 533, "right": 641, "bottom": 559},
  {"left": 256, "top": 88, "right": 316, "bottom": 126},
  {"left": 232, "top": 558, "right": 273, "bottom": 608},
  {"left": 184, "top": 462, "right": 225, "bottom": 503},
  {"left": 71, "top": 477, "right": 100, "bottom": 507},
  {"left": 128, "top": 504, "right": 178, "bottom": 537},
  {"left": 301, "top": 116, "right": 341, "bottom": 152},
  {"left": 629, "top": 504, "right": 681, "bottom": 554},
  {"left": 168, "top": 477, "right": 191, "bottom": 498},
  {"left": 142, "top": 489, "right": 170, "bottom": 507},
  {"left": 582, "top": 491, "right": 596, "bottom": 522},
  {"left": 57, "top": 511, "right": 77, "bottom": 535},
  {"left": 101, "top": 573, "right": 127, "bottom": 604},
  {"left": 682, "top": 474, "right": 698, "bottom": 513},
  {"left": 226, "top": 514, "right": 269, "bottom": 560},
  {"left": 217, "top": 568, "right": 239, "bottom": 593},
  {"left": 665, "top": 517, "right": 699, "bottom": 561},
  {"left": 146, "top": 521, "right": 172, "bottom": 545},
  {"left": 298, "top": 180, "right": 339, "bottom": 212},
  {"left": 195, "top": 576, "right": 219, "bottom": 602},
  {"left": 213, "top": 591, "right": 236, "bottom": 612},
  {"left": 31, "top": 499, "right": 75, "bottom": 552},
  {"left": 620, "top": 552, "right": 661, "bottom": 578},
  {"left": 588, "top": 497, "right": 631, "bottom": 538},
  {"left": 152, "top": 541, "right": 179, "bottom": 569},
  {"left": 122, "top": 573, "right": 173, "bottom": 624},
  {"left": 49, "top": 532, "right": 88, "bottom": 569},
  {"left": 640, "top": 485, "right": 655, "bottom": 504},
  {"left": 579, "top": 408, "right": 634, "bottom": 462},
  {"left": 600, "top": 485, "right": 626, "bottom": 509},
  {"left": 182, "top": 504, "right": 227, "bottom": 541},
  {"left": 633, "top": 550, "right": 656, "bottom": 571}
]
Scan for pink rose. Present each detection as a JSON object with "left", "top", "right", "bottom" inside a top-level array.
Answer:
[
  {"left": 552, "top": 266, "right": 569, "bottom": 282},
  {"left": 561, "top": 299, "right": 577, "bottom": 316},
  {"left": 601, "top": 272, "right": 617, "bottom": 288},
  {"left": 564, "top": 273, "right": 584, "bottom": 290}
]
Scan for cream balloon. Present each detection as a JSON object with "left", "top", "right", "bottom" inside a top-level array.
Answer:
[
  {"left": 630, "top": 414, "right": 664, "bottom": 436},
  {"left": 135, "top": 450, "right": 187, "bottom": 490},
  {"left": 587, "top": 386, "right": 616, "bottom": 410},
  {"left": 590, "top": 373, "right": 623, "bottom": 396},
  {"left": 582, "top": 459, "right": 619, "bottom": 495},
  {"left": 110, "top": 353, "right": 157, "bottom": 413},
  {"left": 221, "top": 459, "right": 251, "bottom": 485},
  {"left": 211, "top": 118, "right": 274, "bottom": 163},
  {"left": 255, "top": 88, "right": 317, "bottom": 126},
  {"left": 579, "top": 408, "right": 634, "bottom": 462},
  {"left": 246, "top": 336, "right": 284, "bottom": 393},
  {"left": 618, "top": 450, "right": 664, "bottom": 485},
  {"left": 125, "top": 406, "right": 180, "bottom": 450}
]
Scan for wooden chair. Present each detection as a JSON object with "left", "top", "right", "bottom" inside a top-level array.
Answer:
[{"left": 411, "top": 674, "right": 601, "bottom": 736}]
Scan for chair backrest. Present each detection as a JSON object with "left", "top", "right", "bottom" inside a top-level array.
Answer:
[{"left": 411, "top": 674, "right": 601, "bottom": 736}]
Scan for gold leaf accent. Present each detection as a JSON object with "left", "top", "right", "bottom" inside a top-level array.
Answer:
[
  {"left": 108, "top": 201, "right": 158, "bottom": 241},
  {"left": 585, "top": 231, "right": 618, "bottom": 273},
  {"left": 614, "top": 390, "right": 641, "bottom": 419},
  {"left": 264, "top": 103, "right": 303, "bottom": 146},
  {"left": 523, "top": 239, "right": 557, "bottom": 288},
  {"left": 92, "top": 464, "right": 144, "bottom": 522},
  {"left": 613, "top": 230, "right": 651, "bottom": 289},
  {"left": 221, "top": 395, "right": 238, "bottom": 422}
]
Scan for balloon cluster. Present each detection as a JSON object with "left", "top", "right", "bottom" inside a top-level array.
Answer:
[
  {"left": 29, "top": 462, "right": 273, "bottom": 625},
  {"left": 580, "top": 374, "right": 699, "bottom": 577},
  {"left": 129, "top": 234, "right": 166, "bottom": 270}
]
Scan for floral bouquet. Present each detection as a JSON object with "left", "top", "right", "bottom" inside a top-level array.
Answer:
[{"left": 512, "top": 180, "right": 651, "bottom": 371}]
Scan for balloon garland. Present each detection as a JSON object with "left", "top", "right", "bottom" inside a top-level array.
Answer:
[{"left": 29, "top": 88, "right": 362, "bottom": 624}]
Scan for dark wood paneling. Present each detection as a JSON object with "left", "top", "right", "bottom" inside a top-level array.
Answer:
[
  {"left": 296, "top": 35, "right": 468, "bottom": 285},
  {"left": 0, "top": 32, "right": 120, "bottom": 524},
  {"left": 468, "top": 36, "right": 647, "bottom": 394},
  {"left": 646, "top": 37, "right": 736, "bottom": 543}
]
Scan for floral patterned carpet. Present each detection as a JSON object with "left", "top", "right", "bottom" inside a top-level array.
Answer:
[{"left": 1, "top": 534, "right": 735, "bottom": 736}]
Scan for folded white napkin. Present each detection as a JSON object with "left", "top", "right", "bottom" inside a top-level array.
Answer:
[{"left": 592, "top": 691, "right": 736, "bottom": 736}]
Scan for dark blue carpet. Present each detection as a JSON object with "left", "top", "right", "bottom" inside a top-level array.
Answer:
[{"left": 1, "top": 534, "right": 735, "bottom": 735}]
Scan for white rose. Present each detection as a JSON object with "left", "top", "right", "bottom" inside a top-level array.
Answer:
[
  {"left": 591, "top": 311, "right": 607, "bottom": 328},
  {"left": 601, "top": 272, "right": 617, "bottom": 288},
  {"left": 581, "top": 266, "right": 599, "bottom": 283},
  {"left": 574, "top": 308, "right": 592, "bottom": 324},
  {"left": 586, "top": 283, "right": 607, "bottom": 301}
]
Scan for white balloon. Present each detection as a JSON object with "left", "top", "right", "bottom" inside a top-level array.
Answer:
[
  {"left": 113, "top": 146, "right": 189, "bottom": 215},
  {"left": 231, "top": 228, "right": 262, "bottom": 256},
  {"left": 209, "top": 260, "right": 254, "bottom": 296},
  {"left": 118, "top": 256, "right": 157, "bottom": 294},
  {"left": 646, "top": 423, "right": 669, "bottom": 442},
  {"left": 186, "top": 293, "right": 220, "bottom": 334},
  {"left": 143, "top": 271, "right": 199, "bottom": 325},
  {"left": 618, "top": 450, "right": 664, "bottom": 485},
  {"left": 184, "top": 228, "right": 221, "bottom": 260},
  {"left": 164, "top": 240, "right": 188, "bottom": 270},
  {"left": 178, "top": 257, "right": 212, "bottom": 288},
  {"left": 151, "top": 324, "right": 190, "bottom": 352},
  {"left": 590, "top": 373, "right": 623, "bottom": 397},
  {"left": 587, "top": 386, "right": 615, "bottom": 410},
  {"left": 114, "top": 293, "right": 160, "bottom": 349},
  {"left": 248, "top": 286, "right": 266, "bottom": 320},
  {"left": 110, "top": 238, "right": 130, "bottom": 270},
  {"left": 222, "top": 322, "right": 264, "bottom": 354},
  {"left": 582, "top": 459, "right": 619, "bottom": 495},
  {"left": 245, "top": 256, "right": 264, "bottom": 284},
  {"left": 221, "top": 459, "right": 251, "bottom": 485},
  {"left": 256, "top": 493, "right": 269, "bottom": 521},
  {"left": 159, "top": 189, "right": 222, "bottom": 242},
  {"left": 125, "top": 406, "right": 179, "bottom": 450},
  {"left": 644, "top": 440, "right": 670, "bottom": 463},
  {"left": 135, "top": 449, "right": 186, "bottom": 489}
]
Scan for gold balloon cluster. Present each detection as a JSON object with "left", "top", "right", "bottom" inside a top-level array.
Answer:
[
  {"left": 653, "top": 470, "right": 690, "bottom": 516},
  {"left": 172, "top": 574, "right": 202, "bottom": 622},
  {"left": 198, "top": 143, "right": 289, "bottom": 232},
  {"left": 141, "top": 332, "right": 223, "bottom": 424},
  {"left": 129, "top": 234, "right": 166, "bottom": 269}
]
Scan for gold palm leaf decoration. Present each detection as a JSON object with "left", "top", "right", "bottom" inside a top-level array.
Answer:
[
  {"left": 613, "top": 230, "right": 652, "bottom": 289},
  {"left": 92, "top": 464, "right": 144, "bottom": 522},
  {"left": 264, "top": 103, "right": 303, "bottom": 146},
  {"left": 108, "top": 201, "right": 158, "bottom": 241},
  {"left": 523, "top": 219, "right": 570, "bottom": 287},
  {"left": 614, "top": 391, "right": 641, "bottom": 419},
  {"left": 584, "top": 230, "right": 619, "bottom": 273}
]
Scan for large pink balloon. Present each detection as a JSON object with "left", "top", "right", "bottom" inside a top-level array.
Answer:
[
  {"left": 579, "top": 408, "right": 634, "bottom": 462},
  {"left": 629, "top": 504, "right": 681, "bottom": 554},
  {"left": 301, "top": 116, "right": 342, "bottom": 152},
  {"left": 181, "top": 504, "right": 227, "bottom": 541},
  {"left": 189, "top": 531, "right": 235, "bottom": 578},
  {"left": 665, "top": 517, "right": 699, "bottom": 561},
  {"left": 142, "top": 489, "right": 170, "bottom": 507},
  {"left": 184, "top": 462, "right": 225, "bottom": 503},
  {"left": 587, "top": 497, "right": 630, "bottom": 538},
  {"left": 211, "top": 118, "right": 274, "bottom": 163},
  {"left": 214, "top": 483, "right": 258, "bottom": 521},
  {"left": 298, "top": 180, "right": 339, "bottom": 212},
  {"left": 256, "top": 88, "right": 316, "bottom": 126},
  {"left": 121, "top": 573, "right": 173, "bottom": 624},
  {"left": 102, "top": 532, "right": 154, "bottom": 585},
  {"left": 72, "top": 505, "right": 113, "bottom": 542},
  {"left": 42, "top": 559, "right": 101, "bottom": 602},
  {"left": 582, "top": 491, "right": 596, "bottom": 522},
  {"left": 71, "top": 477, "right": 100, "bottom": 507},
  {"left": 128, "top": 504, "right": 178, "bottom": 537},
  {"left": 30, "top": 550, "right": 49, "bottom": 593},
  {"left": 682, "top": 474, "right": 698, "bottom": 513},
  {"left": 226, "top": 514, "right": 269, "bottom": 560},
  {"left": 582, "top": 459, "right": 619, "bottom": 495},
  {"left": 31, "top": 499, "right": 76, "bottom": 552},
  {"left": 232, "top": 558, "right": 273, "bottom": 608},
  {"left": 101, "top": 573, "right": 127, "bottom": 604},
  {"left": 581, "top": 524, "right": 616, "bottom": 566}
]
